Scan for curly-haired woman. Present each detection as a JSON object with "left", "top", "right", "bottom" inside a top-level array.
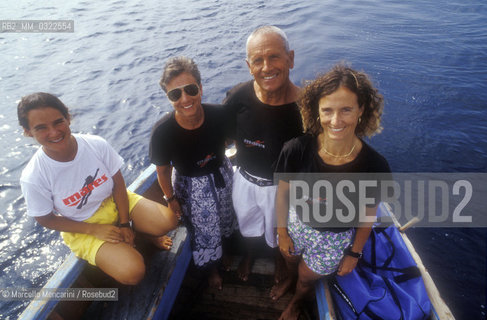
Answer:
[{"left": 273, "top": 64, "right": 391, "bottom": 319}]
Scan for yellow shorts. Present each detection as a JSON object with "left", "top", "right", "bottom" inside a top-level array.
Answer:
[{"left": 61, "top": 190, "right": 142, "bottom": 266}]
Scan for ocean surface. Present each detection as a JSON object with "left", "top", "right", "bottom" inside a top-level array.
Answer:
[{"left": 1, "top": 0, "right": 486, "bottom": 318}]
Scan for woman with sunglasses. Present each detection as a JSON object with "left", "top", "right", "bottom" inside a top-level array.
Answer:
[
  {"left": 18, "top": 92, "right": 178, "bottom": 285},
  {"left": 149, "top": 56, "right": 237, "bottom": 290}
]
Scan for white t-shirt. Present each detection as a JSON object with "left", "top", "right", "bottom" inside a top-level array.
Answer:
[{"left": 20, "top": 134, "right": 123, "bottom": 221}]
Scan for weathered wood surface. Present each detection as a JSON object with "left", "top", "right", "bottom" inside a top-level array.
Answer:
[
  {"left": 169, "top": 236, "right": 317, "bottom": 320},
  {"left": 80, "top": 226, "right": 189, "bottom": 320},
  {"left": 173, "top": 267, "right": 290, "bottom": 319},
  {"left": 383, "top": 203, "right": 455, "bottom": 320}
]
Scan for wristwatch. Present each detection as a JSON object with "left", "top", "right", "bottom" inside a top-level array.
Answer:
[
  {"left": 163, "top": 194, "right": 176, "bottom": 203},
  {"left": 119, "top": 221, "right": 132, "bottom": 228},
  {"left": 344, "top": 246, "right": 363, "bottom": 259}
]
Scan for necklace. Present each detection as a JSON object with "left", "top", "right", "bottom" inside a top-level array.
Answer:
[{"left": 321, "top": 143, "right": 356, "bottom": 158}]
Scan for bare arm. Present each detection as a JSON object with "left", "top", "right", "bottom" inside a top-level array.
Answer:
[
  {"left": 35, "top": 213, "right": 123, "bottom": 243},
  {"left": 112, "top": 170, "right": 130, "bottom": 224},
  {"left": 156, "top": 165, "right": 174, "bottom": 199},
  {"left": 276, "top": 180, "right": 294, "bottom": 258},
  {"left": 156, "top": 165, "right": 182, "bottom": 219},
  {"left": 349, "top": 208, "right": 375, "bottom": 254},
  {"left": 337, "top": 205, "right": 376, "bottom": 276},
  {"left": 111, "top": 170, "right": 135, "bottom": 245}
]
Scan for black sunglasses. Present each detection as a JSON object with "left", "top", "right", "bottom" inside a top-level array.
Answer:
[{"left": 166, "top": 83, "right": 200, "bottom": 102}]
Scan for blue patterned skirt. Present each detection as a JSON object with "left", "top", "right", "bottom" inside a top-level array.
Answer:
[{"left": 173, "top": 157, "right": 237, "bottom": 267}]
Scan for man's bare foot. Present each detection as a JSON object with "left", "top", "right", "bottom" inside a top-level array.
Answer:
[
  {"left": 274, "top": 253, "right": 287, "bottom": 284},
  {"left": 279, "top": 299, "right": 301, "bottom": 320},
  {"left": 208, "top": 266, "right": 223, "bottom": 290},
  {"left": 221, "top": 254, "right": 232, "bottom": 272},
  {"left": 152, "top": 235, "right": 172, "bottom": 250},
  {"left": 270, "top": 275, "right": 295, "bottom": 301},
  {"left": 237, "top": 254, "right": 253, "bottom": 281}
]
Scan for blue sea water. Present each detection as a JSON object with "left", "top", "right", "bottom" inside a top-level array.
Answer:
[{"left": 0, "top": 0, "right": 486, "bottom": 318}]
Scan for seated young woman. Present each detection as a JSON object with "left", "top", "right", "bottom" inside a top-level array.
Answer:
[{"left": 18, "top": 92, "right": 178, "bottom": 285}]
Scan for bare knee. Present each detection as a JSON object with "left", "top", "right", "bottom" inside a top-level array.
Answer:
[
  {"left": 96, "top": 245, "right": 146, "bottom": 285},
  {"left": 117, "top": 259, "right": 146, "bottom": 285},
  {"left": 132, "top": 200, "right": 179, "bottom": 236},
  {"left": 297, "top": 275, "right": 317, "bottom": 289},
  {"left": 161, "top": 212, "right": 178, "bottom": 235},
  {"left": 297, "top": 260, "right": 322, "bottom": 289},
  {"left": 281, "top": 252, "right": 300, "bottom": 269}
]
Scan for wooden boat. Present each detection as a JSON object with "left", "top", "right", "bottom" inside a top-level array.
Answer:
[
  {"left": 19, "top": 164, "right": 454, "bottom": 320},
  {"left": 19, "top": 151, "right": 307, "bottom": 320}
]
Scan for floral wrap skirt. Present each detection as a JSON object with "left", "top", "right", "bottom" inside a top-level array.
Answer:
[
  {"left": 288, "top": 207, "right": 353, "bottom": 275},
  {"left": 173, "top": 157, "right": 237, "bottom": 267}
]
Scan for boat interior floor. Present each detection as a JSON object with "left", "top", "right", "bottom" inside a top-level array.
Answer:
[
  {"left": 169, "top": 233, "right": 317, "bottom": 320},
  {"left": 46, "top": 178, "right": 317, "bottom": 320}
]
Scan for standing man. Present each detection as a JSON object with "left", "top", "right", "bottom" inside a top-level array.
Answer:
[{"left": 223, "top": 26, "right": 303, "bottom": 284}]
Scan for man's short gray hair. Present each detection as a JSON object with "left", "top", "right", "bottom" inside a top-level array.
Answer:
[{"left": 246, "top": 25, "right": 290, "bottom": 58}]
